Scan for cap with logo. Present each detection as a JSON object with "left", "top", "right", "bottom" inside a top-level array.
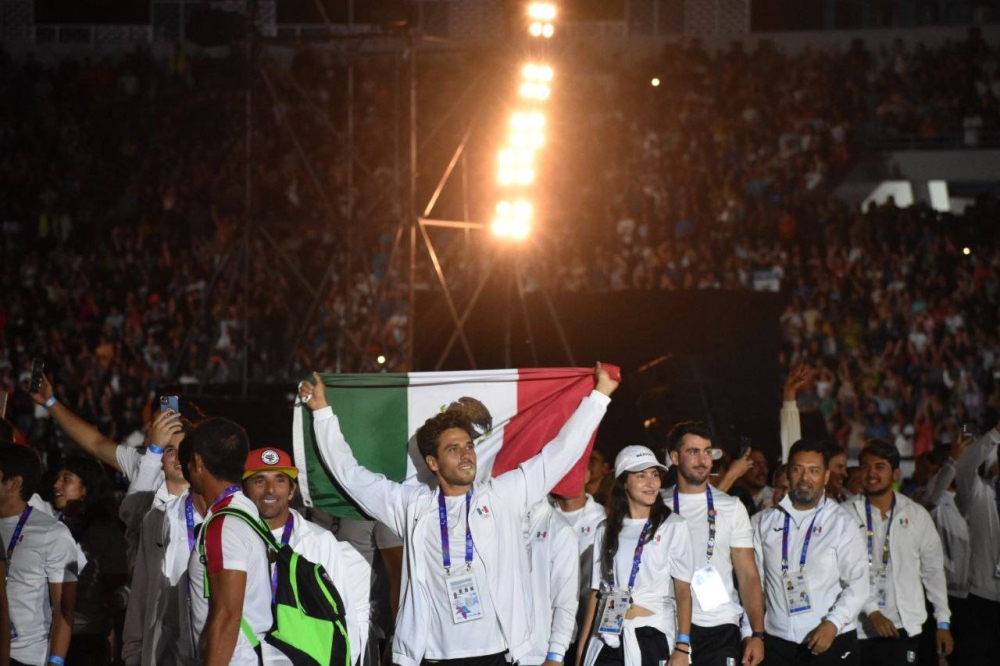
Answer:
[
  {"left": 244, "top": 447, "right": 299, "bottom": 479},
  {"left": 615, "top": 445, "right": 669, "bottom": 477}
]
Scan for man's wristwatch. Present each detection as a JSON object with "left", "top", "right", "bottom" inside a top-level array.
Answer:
[{"left": 750, "top": 631, "right": 766, "bottom": 640}]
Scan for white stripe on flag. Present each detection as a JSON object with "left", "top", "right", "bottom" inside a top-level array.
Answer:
[{"left": 404, "top": 369, "right": 519, "bottom": 485}]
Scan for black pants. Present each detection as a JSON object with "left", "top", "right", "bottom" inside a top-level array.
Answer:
[
  {"left": 691, "top": 623, "right": 741, "bottom": 665},
  {"left": 963, "top": 593, "right": 1000, "bottom": 665},
  {"left": 421, "top": 651, "right": 509, "bottom": 666},
  {"left": 594, "top": 627, "right": 671, "bottom": 666},
  {"left": 859, "top": 630, "right": 919, "bottom": 666},
  {"left": 763, "top": 630, "right": 858, "bottom": 665}
]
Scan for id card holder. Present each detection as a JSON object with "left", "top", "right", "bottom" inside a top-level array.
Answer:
[
  {"left": 691, "top": 564, "right": 730, "bottom": 611},
  {"left": 783, "top": 572, "right": 812, "bottom": 615},
  {"left": 597, "top": 588, "right": 631, "bottom": 636},
  {"left": 870, "top": 569, "right": 888, "bottom": 608},
  {"left": 447, "top": 571, "right": 484, "bottom": 624}
]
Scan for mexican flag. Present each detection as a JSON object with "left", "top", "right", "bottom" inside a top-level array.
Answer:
[{"left": 293, "top": 367, "right": 613, "bottom": 520}]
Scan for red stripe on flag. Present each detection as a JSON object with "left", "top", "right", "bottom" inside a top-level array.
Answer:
[{"left": 491, "top": 366, "right": 616, "bottom": 496}]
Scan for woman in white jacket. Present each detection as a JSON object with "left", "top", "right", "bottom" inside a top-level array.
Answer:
[{"left": 578, "top": 446, "right": 694, "bottom": 666}]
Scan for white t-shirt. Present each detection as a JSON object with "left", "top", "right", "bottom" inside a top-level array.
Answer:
[
  {"left": 663, "top": 485, "right": 753, "bottom": 628},
  {"left": 188, "top": 492, "right": 272, "bottom": 665},
  {"left": 590, "top": 514, "right": 694, "bottom": 646},
  {"left": 422, "top": 494, "right": 507, "bottom": 659},
  {"left": 554, "top": 495, "right": 606, "bottom": 633},
  {"left": 0, "top": 507, "right": 79, "bottom": 666}
]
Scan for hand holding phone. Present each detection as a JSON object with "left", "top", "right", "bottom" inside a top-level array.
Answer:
[
  {"left": 160, "top": 395, "right": 180, "bottom": 415},
  {"left": 29, "top": 358, "right": 44, "bottom": 394}
]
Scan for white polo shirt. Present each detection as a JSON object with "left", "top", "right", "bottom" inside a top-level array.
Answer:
[
  {"left": 421, "top": 493, "right": 507, "bottom": 660},
  {"left": 0, "top": 506, "right": 79, "bottom": 666},
  {"left": 188, "top": 491, "right": 272, "bottom": 665},
  {"left": 553, "top": 494, "right": 605, "bottom": 642},
  {"left": 663, "top": 484, "right": 753, "bottom": 629},
  {"left": 753, "top": 496, "right": 868, "bottom": 643}
]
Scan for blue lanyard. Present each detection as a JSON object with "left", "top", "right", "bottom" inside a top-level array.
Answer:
[
  {"left": 270, "top": 514, "right": 295, "bottom": 600},
  {"left": 210, "top": 485, "right": 242, "bottom": 511},
  {"left": 781, "top": 502, "right": 823, "bottom": 574},
  {"left": 673, "top": 486, "right": 717, "bottom": 563},
  {"left": 864, "top": 495, "right": 896, "bottom": 570},
  {"left": 5, "top": 506, "right": 32, "bottom": 568},
  {"left": 184, "top": 495, "right": 197, "bottom": 553},
  {"left": 609, "top": 519, "right": 652, "bottom": 595},
  {"left": 438, "top": 490, "right": 474, "bottom": 573}
]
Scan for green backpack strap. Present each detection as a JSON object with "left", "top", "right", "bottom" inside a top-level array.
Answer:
[{"left": 197, "top": 506, "right": 282, "bottom": 647}]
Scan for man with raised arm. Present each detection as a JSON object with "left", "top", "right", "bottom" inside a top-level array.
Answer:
[{"left": 298, "top": 364, "right": 618, "bottom": 666}]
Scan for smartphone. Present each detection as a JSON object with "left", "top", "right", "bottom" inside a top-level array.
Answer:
[
  {"left": 29, "top": 358, "right": 44, "bottom": 394},
  {"left": 160, "top": 395, "right": 180, "bottom": 414},
  {"left": 739, "top": 436, "right": 752, "bottom": 457},
  {"left": 961, "top": 422, "right": 976, "bottom": 439}
]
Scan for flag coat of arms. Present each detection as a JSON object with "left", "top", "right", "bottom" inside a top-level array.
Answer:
[{"left": 293, "top": 367, "right": 613, "bottom": 520}]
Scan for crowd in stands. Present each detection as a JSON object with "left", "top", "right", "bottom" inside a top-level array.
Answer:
[{"left": 3, "top": 32, "right": 1000, "bottom": 477}]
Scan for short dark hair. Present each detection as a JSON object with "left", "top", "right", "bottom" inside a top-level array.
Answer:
[
  {"left": 860, "top": 439, "right": 901, "bottom": 471},
  {"left": 788, "top": 438, "right": 831, "bottom": 468},
  {"left": 0, "top": 445, "right": 41, "bottom": 500},
  {"left": 416, "top": 411, "right": 477, "bottom": 460},
  {"left": 0, "top": 418, "right": 15, "bottom": 443},
  {"left": 824, "top": 440, "right": 847, "bottom": 461},
  {"left": 179, "top": 417, "right": 249, "bottom": 484},
  {"left": 666, "top": 421, "right": 713, "bottom": 453}
]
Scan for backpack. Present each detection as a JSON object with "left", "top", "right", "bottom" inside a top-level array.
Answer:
[{"left": 198, "top": 507, "right": 352, "bottom": 666}]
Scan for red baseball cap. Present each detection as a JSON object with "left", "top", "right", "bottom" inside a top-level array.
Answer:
[{"left": 244, "top": 447, "right": 299, "bottom": 480}]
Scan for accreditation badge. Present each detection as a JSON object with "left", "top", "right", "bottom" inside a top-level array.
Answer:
[
  {"left": 870, "top": 568, "right": 889, "bottom": 608},
  {"left": 783, "top": 572, "right": 813, "bottom": 615},
  {"left": 691, "top": 564, "right": 730, "bottom": 611},
  {"left": 447, "top": 571, "right": 484, "bottom": 624},
  {"left": 597, "top": 588, "right": 631, "bottom": 636}
]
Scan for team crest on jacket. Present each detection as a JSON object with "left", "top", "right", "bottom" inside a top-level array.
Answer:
[
  {"left": 581, "top": 526, "right": 592, "bottom": 535},
  {"left": 812, "top": 525, "right": 823, "bottom": 535},
  {"left": 476, "top": 506, "right": 490, "bottom": 516},
  {"left": 536, "top": 530, "right": 547, "bottom": 540},
  {"left": 899, "top": 517, "right": 909, "bottom": 527}
]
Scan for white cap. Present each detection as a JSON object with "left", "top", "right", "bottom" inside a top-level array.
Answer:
[{"left": 615, "top": 445, "right": 669, "bottom": 477}]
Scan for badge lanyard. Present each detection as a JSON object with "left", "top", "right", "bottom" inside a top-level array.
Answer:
[
  {"left": 210, "top": 485, "right": 242, "bottom": 511},
  {"left": 781, "top": 504, "right": 822, "bottom": 574},
  {"left": 608, "top": 519, "right": 653, "bottom": 598},
  {"left": 439, "top": 490, "right": 474, "bottom": 574},
  {"left": 270, "top": 514, "right": 294, "bottom": 600},
  {"left": 673, "top": 486, "right": 716, "bottom": 563},
  {"left": 864, "top": 495, "right": 896, "bottom": 571},
  {"left": 184, "top": 495, "right": 197, "bottom": 553},
  {"left": 5, "top": 506, "right": 32, "bottom": 575}
]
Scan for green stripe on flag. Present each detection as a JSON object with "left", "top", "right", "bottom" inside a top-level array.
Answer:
[{"left": 299, "top": 373, "right": 410, "bottom": 519}]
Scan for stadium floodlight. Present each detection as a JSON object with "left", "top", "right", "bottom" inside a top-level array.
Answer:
[
  {"left": 529, "top": 21, "right": 544, "bottom": 37},
  {"left": 522, "top": 64, "right": 554, "bottom": 83},
  {"left": 519, "top": 82, "right": 551, "bottom": 101},
  {"left": 492, "top": 199, "right": 533, "bottom": 239},
  {"left": 377, "top": 355, "right": 386, "bottom": 365},
  {"left": 542, "top": 23, "right": 554, "bottom": 38},
  {"left": 511, "top": 111, "right": 545, "bottom": 131},
  {"left": 651, "top": 77, "right": 661, "bottom": 87},
  {"left": 528, "top": 3, "right": 557, "bottom": 21}
]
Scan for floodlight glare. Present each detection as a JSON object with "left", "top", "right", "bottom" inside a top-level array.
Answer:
[
  {"left": 528, "top": 3, "right": 557, "bottom": 21},
  {"left": 529, "top": 21, "right": 543, "bottom": 37},
  {"left": 522, "top": 64, "right": 554, "bottom": 83},
  {"left": 542, "top": 23, "right": 554, "bottom": 38},
  {"left": 651, "top": 77, "right": 661, "bottom": 87},
  {"left": 519, "top": 82, "right": 551, "bottom": 101},
  {"left": 377, "top": 355, "right": 386, "bottom": 365},
  {"left": 963, "top": 247, "right": 971, "bottom": 255},
  {"left": 511, "top": 111, "right": 545, "bottom": 131},
  {"left": 510, "top": 219, "right": 530, "bottom": 239}
]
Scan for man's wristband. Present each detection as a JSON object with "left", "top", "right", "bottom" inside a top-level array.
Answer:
[
  {"left": 938, "top": 622, "right": 950, "bottom": 630},
  {"left": 545, "top": 653, "right": 564, "bottom": 663},
  {"left": 148, "top": 444, "right": 164, "bottom": 455},
  {"left": 750, "top": 631, "right": 766, "bottom": 640},
  {"left": 48, "top": 657, "right": 65, "bottom": 666},
  {"left": 44, "top": 396, "right": 58, "bottom": 409},
  {"left": 676, "top": 633, "right": 690, "bottom": 645}
]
